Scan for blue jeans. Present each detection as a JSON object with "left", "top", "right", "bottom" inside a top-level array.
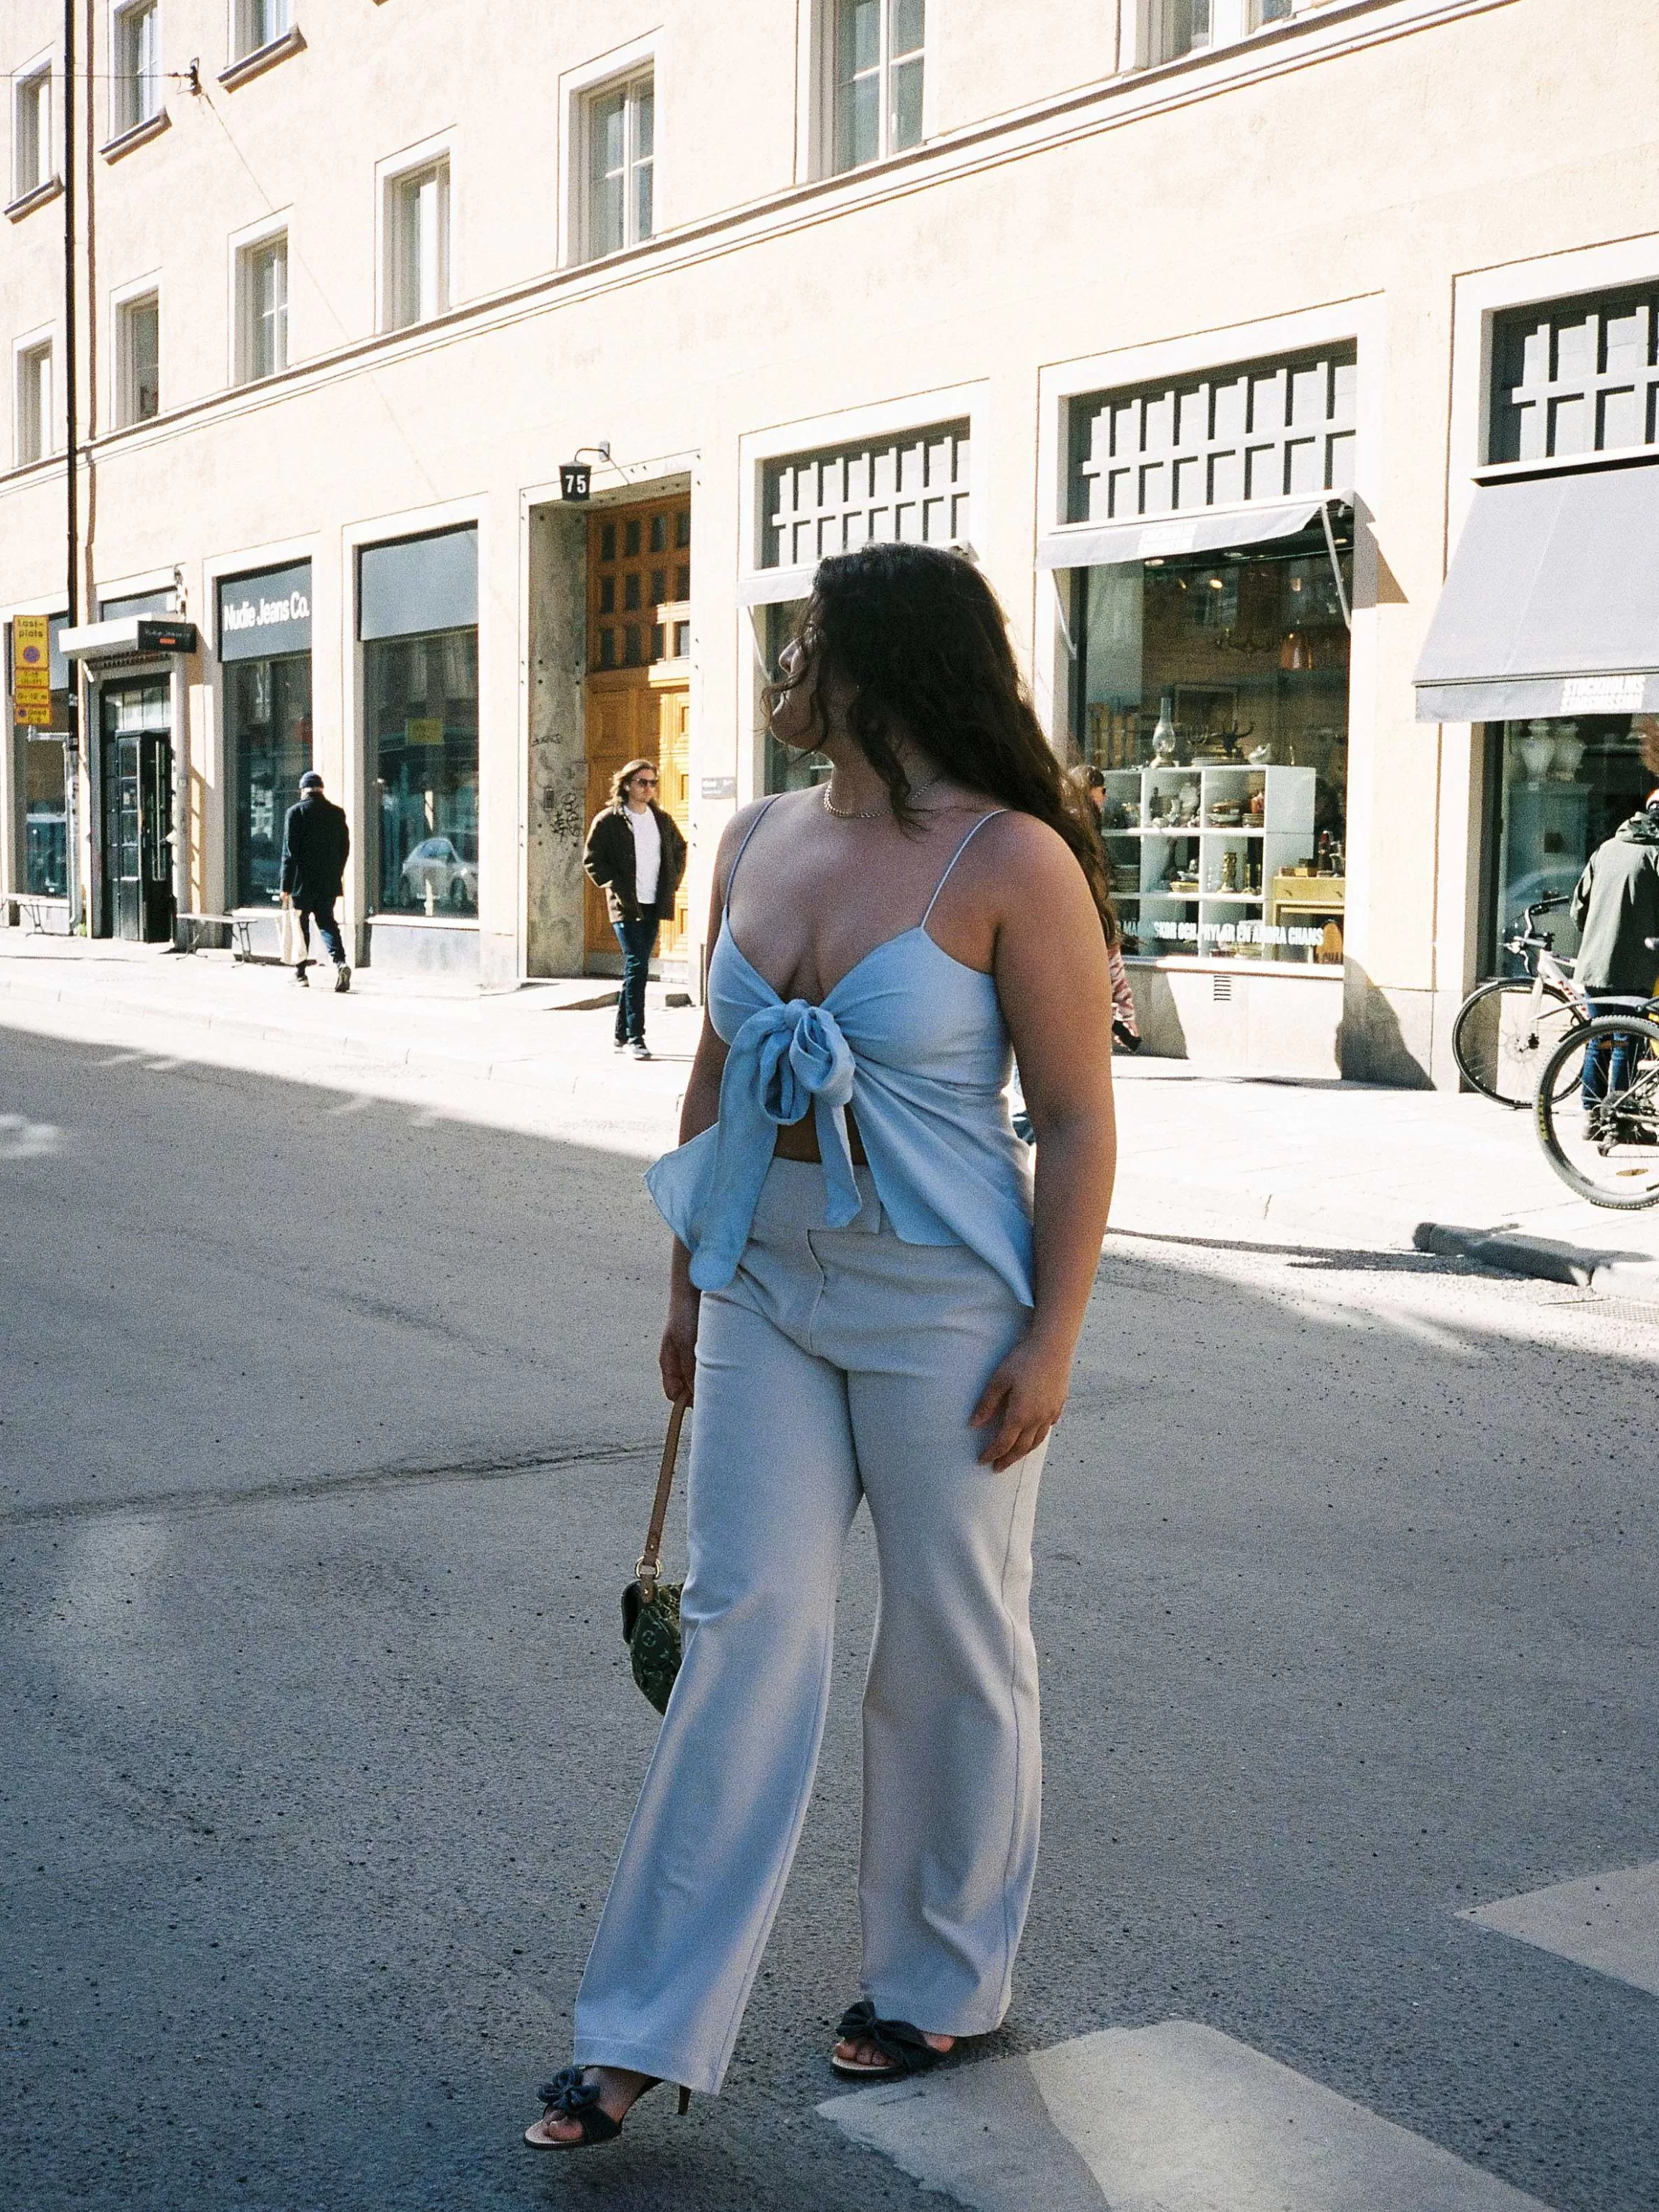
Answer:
[
  {"left": 614, "top": 915, "right": 659, "bottom": 1042},
  {"left": 299, "top": 898, "right": 346, "bottom": 967},
  {"left": 1581, "top": 997, "right": 1642, "bottom": 1106}
]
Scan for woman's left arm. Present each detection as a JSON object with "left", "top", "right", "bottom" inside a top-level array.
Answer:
[{"left": 972, "top": 819, "right": 1117, "bottom": 1471}]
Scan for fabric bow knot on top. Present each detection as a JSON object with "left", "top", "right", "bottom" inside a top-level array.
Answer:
[{"left": 687, "top": 997, "right": 861, "bottom": 1288}]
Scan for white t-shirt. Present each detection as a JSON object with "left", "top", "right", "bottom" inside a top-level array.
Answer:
[{"left": 628, "top": 803, "right": 662, "bottom": 908}]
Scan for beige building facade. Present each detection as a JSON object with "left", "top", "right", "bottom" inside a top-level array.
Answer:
[{"left": 4, "top": 0, "right": 1659, "bottom": 1083}]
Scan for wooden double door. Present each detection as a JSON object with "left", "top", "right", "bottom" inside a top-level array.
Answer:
[{"left": 584, "top": 494, "right": 691, "bottom": 963}]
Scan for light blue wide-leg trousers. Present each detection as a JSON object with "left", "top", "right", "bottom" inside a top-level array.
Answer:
[{"left": 573, "top": 1160, "right": 1047, "bottom": 2095}]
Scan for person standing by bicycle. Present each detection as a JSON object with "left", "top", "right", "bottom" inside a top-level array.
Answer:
[{"left": 1570, "top": 790, "right": 1659, "bottom": 1109}]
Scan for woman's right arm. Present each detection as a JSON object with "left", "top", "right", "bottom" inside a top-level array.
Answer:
[{"left": 659, "top": 806, "right": 764, "bottom": 1401}]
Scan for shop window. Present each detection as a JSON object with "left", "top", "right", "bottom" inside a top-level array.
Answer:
[
  {"left": 229, "top": 657, "right": 312, "bottom": 907},
  {"left": 832, "top": 0, "right": 923, "bottom": 172},
  {"left": 359, "top": 526, "right": 479, "bottom": 920},
  {"left": 12, "top": 61, "right": 53, "bottom": 202},
  {"left": 116, "top": 292, "right": 160, "bottom": 426},
  {"left": 762, "top": 419, "right": 969, "bottom": 570},
  {"left": 113, "top": 3, "right": 163, "bottom": 136},
  {"left": 1489, "top": 286, "right": 1659, "bottom": 465},
  {"left": 1070, "top": 344, "right": 1356, "bottom": 524},
  {"left": 9, "top": 616, "right": 70, "bottom": 896},
  {"left": 15, "top": 340, "right": 52, "bottom": 464},
  {"left": 237, "top": 232, "right": 288, "bottom": 382},
  {"left": 584, "top": 73, "right": 654, "bottom": 260},
  {"left": 586, "top": 497, "right": 691, "bottom": 674},
  {"left": 1076, "top": 516, "right": 1353, "bottom": 966},
  {"left": 232, "top": 0, "right": 291, "bottom": 63},
  {"left": 1487, "top": 716, "right": 1659, "bottom": 974},
  {"left": 385, "top": 159, "right": 449, "bottom": 330},
  {"left": 220, "top": 562, "right": 313, "bottom": 908}
]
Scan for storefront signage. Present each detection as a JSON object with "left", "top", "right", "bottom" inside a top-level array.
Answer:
[
  {"left": 1562, "top": 674, "right": 1647, "bottom": 714},
  {"left": 218, "top": 562, "right": 312, "bottom": 663},
  {"left": 701, "top": 775, "right": 736, "bottom": 799},
  {"left": 12, "top": 615, "right": 51, "bottom": 726}
]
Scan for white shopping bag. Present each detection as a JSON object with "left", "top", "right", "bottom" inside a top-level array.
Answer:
[{"left": 278, "top": 903, "right": 304, "bottom": 966}]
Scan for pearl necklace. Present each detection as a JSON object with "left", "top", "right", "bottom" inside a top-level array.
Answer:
[{"left": 822, "top": 771, "right": 943, "bottom": 819}]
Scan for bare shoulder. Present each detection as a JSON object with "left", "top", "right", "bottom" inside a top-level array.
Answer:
[{"left": 958, "top": 808, "right": 1095, "bottom": 912}]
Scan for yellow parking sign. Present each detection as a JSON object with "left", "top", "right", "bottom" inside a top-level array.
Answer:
[{"left": 12, "top": 614, "right": 52, "bottom": 727}]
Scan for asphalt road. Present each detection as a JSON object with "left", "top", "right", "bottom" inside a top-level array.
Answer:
[{"left": 3, "top": 1024, "right": 1658, "bottom": 2212}]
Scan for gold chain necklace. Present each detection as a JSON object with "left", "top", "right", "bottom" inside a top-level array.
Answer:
[{"left": 822, "top": 771, "right": 943, "bottom": 819}]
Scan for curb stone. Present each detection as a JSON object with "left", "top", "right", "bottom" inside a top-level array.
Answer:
[{"left": 1414, "top": 1221, "right": 1659, "bottom": 1295}]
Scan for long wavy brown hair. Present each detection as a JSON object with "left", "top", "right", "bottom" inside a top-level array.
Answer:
[{"left": 767, "top": 542, "right": 1118, "bottom": 943}]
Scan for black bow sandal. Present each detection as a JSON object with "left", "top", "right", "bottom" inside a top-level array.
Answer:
[
  {"left": 523, "top": 2066, "right": 690, "bottom": 2148},
  {"left": 830, "top": 1999, "right": 954, "bottom": 2078}
]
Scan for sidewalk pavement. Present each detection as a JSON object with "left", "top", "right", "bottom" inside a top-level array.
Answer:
[{"left": 4, "top": 932, "right": 1658, "bottom": 1290}]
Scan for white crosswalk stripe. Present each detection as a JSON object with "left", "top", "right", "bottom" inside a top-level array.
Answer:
[
  {"left": 820, "top": 2020, "right": 1553, "bottom": 2212},
  {"left": 1463, "top": 1859, "right": 1659, "bottom": 1997}
]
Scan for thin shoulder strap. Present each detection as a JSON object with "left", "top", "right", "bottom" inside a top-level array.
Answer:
[
  {"left": 723, "top": 796, "right": 780, "bottom": 912},
  {"left": 921, "top": 811, "right": 1006, "bottom": 928}
]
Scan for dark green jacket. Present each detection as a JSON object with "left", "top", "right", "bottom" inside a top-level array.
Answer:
[{"left": 1570, "top": 811, "right": 1659, "bottom": 995}]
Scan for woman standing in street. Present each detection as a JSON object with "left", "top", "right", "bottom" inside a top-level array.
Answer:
[
  {"left": 584, "top": 759, "right": 688, "bottom": 1060},
  {"left": 529, "top": 542, "right": 1117, "bottom": 2147}
]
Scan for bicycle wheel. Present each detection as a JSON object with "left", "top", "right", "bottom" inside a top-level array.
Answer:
[
  {"left": 1536, "top": 1015, "right": 1659, "bottom": 1208},
  {"left": 1453, "top": 977, "right": 1580, "bottom": 1106}
]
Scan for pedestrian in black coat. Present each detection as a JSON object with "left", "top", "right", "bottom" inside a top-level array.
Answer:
[
  {"left": 280, "top": 772, "right": 353, "bottom": 992},
  {"left": 584, "top": 759, "right": 688, "bottom": 1059}
]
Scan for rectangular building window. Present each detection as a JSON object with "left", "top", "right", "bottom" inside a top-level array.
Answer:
[
  {"left": 220, "top": 563, "right": 313, "bottom": 909},
  {"left": 385, "top": 160, "right": 449, "bottom": 329},
  {"left": 117, "top": 293, "right": 160, "bottom": 425},
  {"left": 16, "top": 340, "right": 52, "bottom": 463},
  {"left": 8, "top": 617, "right": 70, "bottom": 896},
  {"left": 113, "top": 2, "right": 163, "bottom": 135},
  {"left": 1069, "top": 343, "right": 1357, "bottom": 523},
  {"left": 586, "top": 74, "right": 654, "bottom": 259},
  {"left": 232, "top": 0, "right": 291, "bottom": 62},
  {"left": 762, "top": 418, "right": 970, "bottom": 569},
  {"left": 359, "top": 528, "right": 479, "bottom": 919},
  {"left": 12, "top": 63, "right": 53, "bottom": 199},
  {"left": 1151, "top": 0, "right": 1213, "bottom": 61},
  {"left": 237, "top": 233, "right": 288, "bottom": 381},
  {"left": 1489, "top": 286, "right": 1659, "bottom": 466},
  {"left": 833, "top": 0, "right": 923, "bottom": 173}
]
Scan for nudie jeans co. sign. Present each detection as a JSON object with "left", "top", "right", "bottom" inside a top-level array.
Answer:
[{"left": 217, "top": 562, "right": 312, "bottom": 663}]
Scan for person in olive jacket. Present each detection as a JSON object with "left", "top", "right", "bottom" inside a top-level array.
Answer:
[
  {"left": 1570, "top": 790, "right": 1659, "bottom": 1107},
  {"left": 584, "top": 759, "right": 687, "bottom": 1059},
  {"left": 280, "top": 770, "right": 352, "bottom": 992}
]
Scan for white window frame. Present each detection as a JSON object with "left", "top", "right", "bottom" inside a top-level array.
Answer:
[
  {"left": 14, "top": 328, "right": 55, "bottom": 465},
  {"left": 113, "top": 278, "right": 162, "bottom": 427},
  {"left": 579, "top": 70, "right": 655, "bottom": 263},
  {"left": 736, "top": 381, "right": 989, "bottom": 796},
  {"left": 820, "top": 0, "right": 928, "bottom": 177},
  {"left": 377, "top": 136, "right": 454, "bottom": 332},
  {"left": 558, "top": 35, "right": 658, "bottom": 268},
  {"left": 11, "top": 51, "right": 56, "bottom": 203},
  {"left": 229, "top": 0, "right": 292, "bottom": 64},
  {"left": 229, "top": 211, "right": 291, "bottom": 384},
  {"left": 111, "top": 1, "right": 164, "bottom": 138}
]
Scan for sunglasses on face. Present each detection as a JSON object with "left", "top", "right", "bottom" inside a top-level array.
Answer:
[{"left": 634, "top": 775, "right": 658, "bottom": 788}]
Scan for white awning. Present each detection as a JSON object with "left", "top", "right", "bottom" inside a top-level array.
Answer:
[
  {"left": 1414, "top": 464, "right": 1659, "bottom": 722},
  {"left": 58, "top": 614, "right": 197, "bottom": 660},
  {"left": 1036, "top": 495, "right": 1345, "bottom": 572},
  {"left": 737, "top": 564, "right": 818, "bottom": 609}
]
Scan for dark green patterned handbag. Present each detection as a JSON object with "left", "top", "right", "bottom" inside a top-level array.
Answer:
[{"left": 620, "top": 1397, "right": 687, "bottom": 1715}]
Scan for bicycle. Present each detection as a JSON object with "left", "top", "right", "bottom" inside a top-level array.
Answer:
[
  {"left": 1533, "top": 939, "right": 1659, "bottom": 1209},
  {"left": 1451, "top": 894, "right": 1587, "bottom": 1108}
]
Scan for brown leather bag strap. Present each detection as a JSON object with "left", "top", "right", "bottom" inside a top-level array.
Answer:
[{"left": 635, "top": 1396, "right": 687, "bottom": 1600}]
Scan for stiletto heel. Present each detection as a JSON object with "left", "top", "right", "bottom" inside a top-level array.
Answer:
[{"left": 678, "top": 2085, "right": 692, "bottom": 2115}]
